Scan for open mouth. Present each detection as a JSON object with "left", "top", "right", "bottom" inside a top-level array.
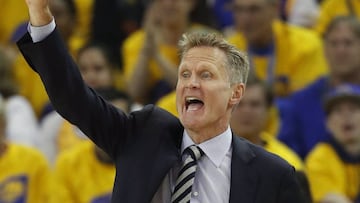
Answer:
[{"left": 185, "top": 97, "right": 204, "bottom": 111}]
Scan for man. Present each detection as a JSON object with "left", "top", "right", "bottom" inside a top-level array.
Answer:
[
  {"left": 278, "top": 16, "right": 360, "bottom": 158},
  {"left": 306, "top": 84, "right": 360, "bottom": 203},
  {"left": 17, "top": 0, "right": 303, "bottom": 202}
]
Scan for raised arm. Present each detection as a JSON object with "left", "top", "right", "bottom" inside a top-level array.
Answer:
[
  {"left": 25, "top": 0, "right": 52, "bottom": 27},
  {"left": 18, "top": 0, "right": 130, "bottom": 158}
]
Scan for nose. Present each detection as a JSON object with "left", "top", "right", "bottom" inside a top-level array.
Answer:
[{"left": 187, "top": 75, "right": 200, "bottom": 89}]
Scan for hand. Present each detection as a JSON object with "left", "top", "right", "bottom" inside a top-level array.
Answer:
[
  {"left": 24, "top": 0, "right": 53, "bottom": 26},
  {"left": 142, "top": 2, "right": 162, "bottom": 55}
]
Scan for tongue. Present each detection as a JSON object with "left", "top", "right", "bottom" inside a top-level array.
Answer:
[{"left": 187, "top": 103, "right": 203, "bottom": 111}]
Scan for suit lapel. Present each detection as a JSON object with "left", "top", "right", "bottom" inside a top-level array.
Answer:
[
  {"left": 144, "top": 128, "right": 183, "bottom": 202},
  {"left": 229, "top": 135, "right": 258, "bottom": 203}
]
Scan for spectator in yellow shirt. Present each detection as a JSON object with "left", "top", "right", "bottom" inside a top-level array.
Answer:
[
  {"left": 0, "top": 94, "right": 51, "bottom": 203},
  {"left": 306, "top": 84, "right": 360, "bottom": 203},
  {"left": 227, "top": 0, "right": 327, "bottom": 97}
]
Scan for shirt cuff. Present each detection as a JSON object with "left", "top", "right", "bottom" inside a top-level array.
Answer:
[{"left": 28, "top": 18, "right": 56, "bottom": 43}]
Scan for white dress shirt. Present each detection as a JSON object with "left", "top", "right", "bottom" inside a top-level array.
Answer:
[
  {"left": 28, "top": 20, "right": 233, "bottom": 202},
  {"left": 152, "top": 127, "right": 232, "bottom": 203}
]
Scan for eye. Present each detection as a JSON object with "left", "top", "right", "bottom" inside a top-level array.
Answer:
[
  {"left": 181, "top": 71, "right": 191, "bottom": 78},
  {"left": 201, "top": 71, "right": 212, "bottom": 79}
]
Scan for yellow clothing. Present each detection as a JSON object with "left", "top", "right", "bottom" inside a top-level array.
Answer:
[
  {"left": 262, "top": 132, "right": 304, "bottom": 171},
  {"left": 122, "top": 30, "right": 180, "bottom": 89},
  {"left": 57, "top": 120, "right": 87, "bottom": 153},
  {"left": 265, "top": 107, "right": 280, "bottom": 137},
  {"left": 157, "top": 91, "right": 280, "bottom": 136},
  {"left": 13, "top": 55, "right": 48, "bottom": 117},
  {"left": 0, "top": 144, "right": 50, "bottom": 203},
  {"left": 73, "top": 0, "right": 94, "bottom": 41},
  {"left": 315, "top": 0, "right": 360, "bottom": 35},
  {"left": 0, "top": 0, "right": 28, "bottom": 43},
  {"left": 51, "top": 141, "right": 115, "bottom": 203},
  {"left": 306, "top": 142, "right": 360, "bottom": 202},
  {"left": 156, "top": 91, "right": 178, "bottom": 117},
  {"left": 227, "top": 20, "right": 328, "bottom": 96},
  {"left": 0, "top": 0, "right": 93, "bottom": 44}
]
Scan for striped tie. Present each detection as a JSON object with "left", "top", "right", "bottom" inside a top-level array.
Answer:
[{"left": 171, "top": 145, "right": 204, "bottom": 203}]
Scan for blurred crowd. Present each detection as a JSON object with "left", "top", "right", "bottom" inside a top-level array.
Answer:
[{"left": 0, "top": 0, "right": 360, "bottom": 202}]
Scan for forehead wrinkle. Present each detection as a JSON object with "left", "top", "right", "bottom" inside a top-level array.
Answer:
[{"left": 180, "top": 47, "right": 227, "bottom": 69}]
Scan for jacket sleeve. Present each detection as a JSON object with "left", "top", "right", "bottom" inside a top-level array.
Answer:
[
  {"left": 277, "top": 166, "right": 309, "bottom": 203},
  {"left": 17, "top": 29, "right": 129, "bottom": 158}
]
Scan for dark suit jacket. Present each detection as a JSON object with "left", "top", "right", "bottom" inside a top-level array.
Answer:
[{"left": 18, "top": 29, "right": 305, "bottom": 203}]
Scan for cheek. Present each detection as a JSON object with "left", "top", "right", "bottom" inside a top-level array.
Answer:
[
  {"left": 99, "top": 70, "right": 112, "bottom": 80},
  {"left": 254, "top": 109, "right": 267, "bottom": 121},
  {"left": 175, "top": 89, "right": 183, "bottom": 109},
  {"left": 210, "top": 93, "right": 231, "bottom": 112},
  {"left": 353, "top": 113, "right": 360, "bottom": 123},
  {"left": 327, "top": 115, "right": 341, "bottom": 132},
  {"left": 81, "top": 71, "right": 91, "bottom": 81}
]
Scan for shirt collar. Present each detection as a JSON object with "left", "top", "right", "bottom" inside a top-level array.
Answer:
[{"left": 182, "top": 126, "right": 232, "bottom": 167}]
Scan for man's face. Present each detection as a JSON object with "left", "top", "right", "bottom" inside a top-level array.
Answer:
[
  {"left": 176, "top": 46, "right": 243, "bottom": 135},
  {"left": 230, "top": 84, "right": 268, "bottom": 139},
  {"left": 327, "top": 100, "right": 360, "bottom": 154},
  {"left": 325, "top": 22, "right": 360, "bottom": 77},
  {"left": 232, "top": 0, "right": 278, "bottom": 44},
  {"left": 78, "top": 48, "right": 113, "bottom": 89}
]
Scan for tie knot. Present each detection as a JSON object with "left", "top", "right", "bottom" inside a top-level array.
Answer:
[{"left": 183, "top": 145, "right": 204, "bottom": 161}]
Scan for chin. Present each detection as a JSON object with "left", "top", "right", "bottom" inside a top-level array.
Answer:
[{"left": 181, "top": 119, "right": 199, "bottom": 128}]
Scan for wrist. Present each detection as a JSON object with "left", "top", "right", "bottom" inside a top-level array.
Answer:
[{"left": 29, "top": 7, "right": 53, "bottom": 26}]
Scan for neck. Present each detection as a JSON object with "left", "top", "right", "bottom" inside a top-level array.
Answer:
[
  {"left": 248, "top": 32, "right": 274, "bottom": 50},
  {"left": 187, "top": 124, "right": 229, "bottom": 144},
  {"left": 245, "top": 134, "right": 263, "bottom": 146}
]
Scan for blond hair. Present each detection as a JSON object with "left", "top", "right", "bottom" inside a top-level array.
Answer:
[{"left": 178, "top": 32, "right": 249, "bottom": 85}]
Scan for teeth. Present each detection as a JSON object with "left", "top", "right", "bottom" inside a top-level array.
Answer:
[{"left": 186, "top": 97, "right": 199, "bottom": 102}]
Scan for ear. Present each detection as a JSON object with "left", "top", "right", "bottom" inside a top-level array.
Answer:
[{"left": 230, "top": 83, "right": 245, "bottom": 106}]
